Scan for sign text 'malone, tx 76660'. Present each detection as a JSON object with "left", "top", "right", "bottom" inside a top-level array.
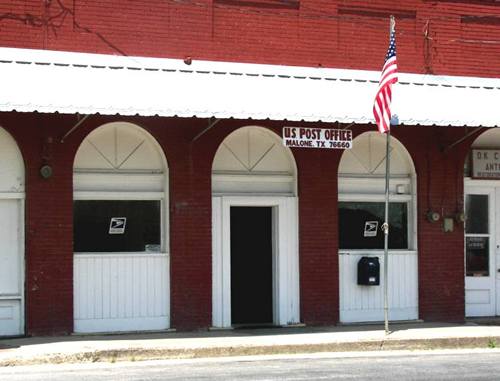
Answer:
[{"left": 282, "top": 127, "right": 352, "bottom": 149}]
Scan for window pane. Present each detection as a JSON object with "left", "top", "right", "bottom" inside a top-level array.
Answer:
[
  {"left": 339, "top": 202, "right": 408, "bottom": 249},
  {"left": 74, "top": 200, "right": 161, "bottom": 252},
  {"left": 466, "top": 195, "right": 489, "bottom": 234},
  {"left": 466, "top": 237, "right": 489, "bottom": 276}
]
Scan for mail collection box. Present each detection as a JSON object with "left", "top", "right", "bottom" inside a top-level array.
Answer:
[{"left": 357, "top": 256, "right": 380, "bottom": 286}]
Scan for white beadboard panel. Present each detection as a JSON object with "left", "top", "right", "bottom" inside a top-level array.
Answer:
[
  {"left": 212, "top": 174, "right": 294, "bottom": 196},
  {"left": 339, "top": 252, "right": 418, "bottom": 323},
  {"left": 0, "top": 200, "right": 22, "bottom": 295},
  {"left": 74, "top": 253, "right": 169, "bottom": 333},
  {"left": 0, "top": 300, "right": 21, "bottom": 336},
  {"left": 212, "top": 197, "right": 229, "bottom": 328},
  {"left": 0, "top": 197, "right": 24, "bottom": 337},
  {"left": 74, "top": 173, "right": 165, "bottom": 193},
  {"left": 466, "top": 289, "right": 490, "bottom": 305},
  {"left": 276, "top": 197, "right": 300, "bottom": 325}
]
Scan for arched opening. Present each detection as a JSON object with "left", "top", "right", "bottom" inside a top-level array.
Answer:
[
  {"left": 464, "top": 128, "right": 500, "bottom": 317},
  {"left": 338, "top": 131, "right": 418, "bottom": 323},
  {"left": 211, "top": 126, "right": 299, "bottom": 328},
  {"left": 0, "top": 127, "right": 25, "bottom": 336},
  {"left": 73, "top": 122, "right": 170, "bottom": 333}
]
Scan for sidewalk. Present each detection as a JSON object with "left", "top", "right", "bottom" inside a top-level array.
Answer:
[{"left": 2, "top": 321, "right": 500, "bottom": 366}]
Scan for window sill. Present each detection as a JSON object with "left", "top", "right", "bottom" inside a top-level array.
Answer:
[{"left": 339, "top": 250, "right": 417, "bottom": 256}]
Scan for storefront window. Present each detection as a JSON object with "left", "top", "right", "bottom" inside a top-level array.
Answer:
[
  {"left": 466, "top": 237, "right": 489, "bottom": 277},
  {"left": 339, "top": 202, "right": 408, "bottom": 249},
  {"left": 74, "top": 200, "right": 161, "bottom": 253},
  {"left": 465, "top": 195, "right": 488, "bottom": 234}
]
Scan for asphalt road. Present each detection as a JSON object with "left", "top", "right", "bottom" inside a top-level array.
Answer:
[{"left": 2, "top": 349, "right": 500, "bottom": 381}]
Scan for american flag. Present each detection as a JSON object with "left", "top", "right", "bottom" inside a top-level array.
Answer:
[{"left": 373, "top": 26, "right": 398, "bottom": 134}]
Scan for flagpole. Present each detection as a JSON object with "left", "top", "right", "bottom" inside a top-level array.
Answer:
[
  {"left": 383, "top": 128, "right": 391, "bottom": 335},
  {"left": 383, "top": 15, "right": 396, "bottom": 336}
]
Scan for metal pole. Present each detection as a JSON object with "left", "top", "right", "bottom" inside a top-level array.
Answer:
[
  {"left": 383, "top": 129, "right": 391, "bottom": 335},
  {"left": 383, "top": 15, "right": 395, "bottom": 335}
]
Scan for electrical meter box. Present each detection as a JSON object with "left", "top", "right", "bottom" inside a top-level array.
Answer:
[{"left": 357, "top": 256, "right": 380, "bottom": 286}]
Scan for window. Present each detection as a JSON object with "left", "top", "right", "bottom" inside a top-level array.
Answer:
[
  {"left": 465, "top": 194, "right": 489, "bottom": 276},
  {"left": 74, "top": 200, "right": 161, "bottom": 253},
  {"left": 73, "top": 122, "right": 168, "bottom": 254},
  {"left": 339, "top": 202, "right": 408, "bottom": 250},
  {"left": 338, "top": 132, "right": 415, "bottom": 252}
]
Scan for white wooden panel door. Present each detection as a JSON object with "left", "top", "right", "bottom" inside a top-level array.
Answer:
[
  {"left": 74, "top": 253, "right": 169, "bottom": 333},
  {"left": 339, "top": 252, "right": 418, "bottom": 322},
  {"left": 496, "top": 187, "right": 500, "bottom": 316},
  {"left": 465, "top": 186, "right": 495, "bottom": 317},
  {"left": 0, "top": 199, "right": 24, "bottom": 336}
]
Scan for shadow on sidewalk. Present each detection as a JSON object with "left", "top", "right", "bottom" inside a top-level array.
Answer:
[{"left": 0, "top": 321, "right": 470, "bottom": 350}]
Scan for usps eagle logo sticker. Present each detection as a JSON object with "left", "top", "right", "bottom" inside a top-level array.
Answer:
[
  {"left": 364, "top": 221, "right": 378, "bottom": 237},
  {"left": 109, "top": 217, "right": 127, "bottom": 234}
]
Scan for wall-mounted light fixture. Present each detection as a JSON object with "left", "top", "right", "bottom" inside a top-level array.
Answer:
[
  {"left": 455, "top": 211, "right": 465, "bottom": 224},
  {"left": 427, "top": 210, "right": 440, "bottom": 223},
  {"left": 40, "top": 164, "right": 53, "bottom": 179}
]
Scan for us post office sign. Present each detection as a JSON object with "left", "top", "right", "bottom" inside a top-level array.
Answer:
[{"left": 283, "top": 127, "right": 352, "bottom": 149}]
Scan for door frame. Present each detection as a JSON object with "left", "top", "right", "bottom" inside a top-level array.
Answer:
[
  {"left": 465, "top": 179, "right": 497, "bottom": 317},
  {"left": 212, "top": 196, "right": 299, "bottom": 328}
]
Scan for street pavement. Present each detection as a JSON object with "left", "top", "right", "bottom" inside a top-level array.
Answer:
[
  {"left": 2, "top": 349, "right": 500, "bottom": 380},
  {"left": 2, "top": 321, "right": 500, "bottom": 366}
]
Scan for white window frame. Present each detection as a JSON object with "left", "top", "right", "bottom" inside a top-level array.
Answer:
[
  {"left": 73, "top": 187, "right": 168, "bottom": 256},
  {"left": 338, "top": 176, "right": 418, "bottom": 254}
]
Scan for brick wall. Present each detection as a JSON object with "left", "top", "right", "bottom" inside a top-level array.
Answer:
[
  {"left": 0, "top": 1, "right": 498, "bottom": 77},
  {"left": 0, "top": 112, "right": 76, "bottom": 335},
  {"left": 295, "top": 144, "right": 341, "bottom": 324},
  {"left": 396, "top": 125, "right": 469, "bottom": 322},
  {"left": 0, "top": 110, "right": 474, "bottom": 333},
  {"left": 0, "top": 113, "right": 216, "bottom": 334},
  {"left": 0, "top": 0, "right": 490, "bottom": 334}
]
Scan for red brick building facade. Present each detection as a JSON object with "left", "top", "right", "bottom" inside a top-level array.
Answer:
[{"left": 0, "top": 0, "right": 498, "bottom": 336}]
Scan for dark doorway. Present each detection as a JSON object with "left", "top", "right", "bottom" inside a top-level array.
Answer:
[{"left": 230, "top": 206, "right": 273, "bottom": 325}]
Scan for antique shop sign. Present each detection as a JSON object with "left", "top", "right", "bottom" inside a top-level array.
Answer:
[{"left": 472, "top": 149, "right": 500, "bottom": 179}]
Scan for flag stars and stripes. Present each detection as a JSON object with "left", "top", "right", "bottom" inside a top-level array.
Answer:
[{"left": 373, "top": 27, "right": 398, "bottom": 134}]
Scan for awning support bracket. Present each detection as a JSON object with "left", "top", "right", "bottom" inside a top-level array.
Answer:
[
  {"left": 60, "top": 114, "right": 92, "bottom": 143},
  {"left": 192, "top": 118, "right": 221, "bottom": 142},
  {"left": 442, "top": 127, "right": 486, "bottom": 153}
]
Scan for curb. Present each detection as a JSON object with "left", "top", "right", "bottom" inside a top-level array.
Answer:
[{"left": 1, "top": 336, "right": 500, "bottom": 367}]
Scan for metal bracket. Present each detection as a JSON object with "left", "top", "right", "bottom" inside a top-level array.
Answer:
[
  {"left": 442, "top": 127, "right": 485, "bottom": 153},
  {"left": 192, "top": 118, "right": 221, "bottom": 142},
  {"left": 341, "top": 122, "right": 355, "bottom": 130},
  {"left": 60, "top": 114, "right": 91, "bottom": 143}
]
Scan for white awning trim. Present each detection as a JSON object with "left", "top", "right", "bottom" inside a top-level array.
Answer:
[{"left": 1, "top": 47, "right": 499, "bottom": 127}]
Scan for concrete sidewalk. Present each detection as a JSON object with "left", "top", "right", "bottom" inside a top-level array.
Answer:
[{"left": 2, "top": 322, "right": 500, "bottom": 366}]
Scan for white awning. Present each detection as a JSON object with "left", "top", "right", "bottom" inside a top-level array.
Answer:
[{"left": 1, "top": 47, "right": 499, "bottom": 127}]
